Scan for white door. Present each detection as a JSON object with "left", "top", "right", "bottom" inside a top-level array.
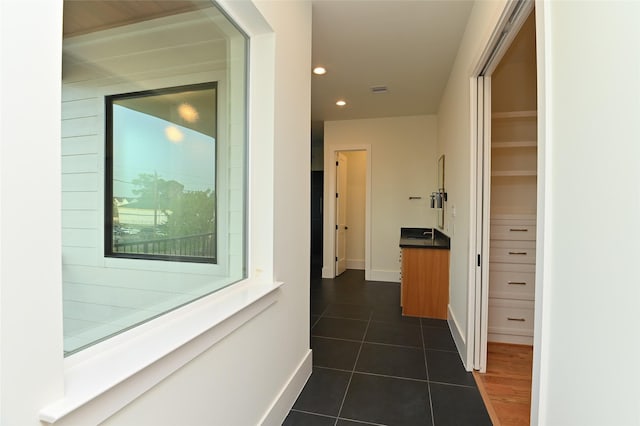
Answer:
[
  {"left": 335, "top": 152, "right": 348, "bottom": 276},
  {"left": 473, "top": 75, "right": 492, "bottom": 372}
]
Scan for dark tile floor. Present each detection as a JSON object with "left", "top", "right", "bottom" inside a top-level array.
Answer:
[{"left": 284, "top": 269, "right": 491, "bottom": 426}]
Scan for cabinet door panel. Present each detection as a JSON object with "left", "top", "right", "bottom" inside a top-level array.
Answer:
[
  {"left": 489, "top": 263, "right": 535, "bottom": 300},
  {"left": 490, "top": 224, "right": 536, "bottom": 241},
  {"left": 401, "top": 248, "right": 449, "bottom": 319},
  {"left": 488, "top": 298, "right": 534, "bottom": 336},
  {"left": 490, "top": 240, "right": 536, "bottom": 264}
]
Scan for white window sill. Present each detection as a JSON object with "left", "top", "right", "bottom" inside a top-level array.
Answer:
[{"left": 40, "top": 279, "right": 283, "bottom": 424}]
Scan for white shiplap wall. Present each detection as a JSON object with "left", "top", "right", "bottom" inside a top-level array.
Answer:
[{"left": 61, "top": 8, "right": 245, "bottom": 353}]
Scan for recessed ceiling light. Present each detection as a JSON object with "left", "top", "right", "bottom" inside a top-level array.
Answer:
[
  {"left": 336, "top": 100, "right": 346, "bottom": 107},
  {"left": 313, "top": 66, "right": 327, "bottom": 75}
]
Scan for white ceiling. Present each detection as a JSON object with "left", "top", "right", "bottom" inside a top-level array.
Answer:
[{"left": 311, "top": 0, "right": 474, "bottom": 122}]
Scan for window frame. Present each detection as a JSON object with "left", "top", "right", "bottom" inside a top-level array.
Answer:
[
  {"left": 60, "top": 5, "right": 249, "bottom": 355},
  {"left": 104, "top": 81, "right": 219, "bottom": 265},
  {"left": 38, "top": 0, "right": 280, "bottom": 423}
]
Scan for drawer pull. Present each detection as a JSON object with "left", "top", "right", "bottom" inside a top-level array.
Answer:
[
  {"left": 509, "top": 228, "right": 528, "bottom": 232},
  {"left": 507, "top": 317, "right": 526, "bottom": 322},
  {"left": 507, "top": 281, "right": 527, "bottom": 285},
  {"left": 508, "top": 251, "right": 528, "bottom": 255}
]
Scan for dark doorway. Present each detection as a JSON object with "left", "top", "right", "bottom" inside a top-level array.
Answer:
[{"left": 310, "top": 170, "right": 323, "bottom": 278}]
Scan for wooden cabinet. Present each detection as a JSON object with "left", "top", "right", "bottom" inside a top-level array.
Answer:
[{"left": 401, "top": 248, "right": 449, "bottom": 319}]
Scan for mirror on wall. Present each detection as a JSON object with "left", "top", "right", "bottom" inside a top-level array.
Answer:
[{"left": 437, "top": 155, "right": 445, "bottom": 229}]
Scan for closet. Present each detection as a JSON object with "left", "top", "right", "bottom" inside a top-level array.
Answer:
[{"left": 488, "top": 12, "right": 537, "bottom": 345}]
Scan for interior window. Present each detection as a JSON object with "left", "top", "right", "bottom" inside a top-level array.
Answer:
[{"left": 61, "top": 1, "right": 247, "bottom": 355}]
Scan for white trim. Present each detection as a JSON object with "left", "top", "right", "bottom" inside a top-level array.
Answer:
[
  {"left": 488, "top": 333, "right": 534, "bottom": 345},
  {"left": 40, "top": 280, "right": 283, "bottom": 424},
  {"left": 467, "top": 75, "right": 480, "bottom": 372},
  {"left": 323, "top": 144, "right": 372, "bottom": 280},
  {"left": 531, "top": 3, "right": 550, "bottom": 424},
  {"left": 467, "top": 0, "right": 536, "bottom": 373},
  {"left": 478, "top": 76, "right": 492, "bottom": 374},
  {"left": 321, "top": 266, "right": 330, "bottom": 278},
  {"left": 346, "top": 259, "right": 365, "bottom": 270},
  {"left": 448, "top": 305, "right": 469, "bottom": 370},
  {"left": 259, "top": 349, "right": 312, "bottom": 426},
  {"left": 369, "top": 269, "right": 400, "bottom": 283}
]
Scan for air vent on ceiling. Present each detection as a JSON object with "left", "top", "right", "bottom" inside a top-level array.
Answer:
[{"left": 370, "top": 85, "right": 388, "bottom": 94}]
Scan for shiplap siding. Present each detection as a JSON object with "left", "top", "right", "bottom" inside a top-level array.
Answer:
[{"left": 61, "top": 9, "right": 244, "bottom": 353}]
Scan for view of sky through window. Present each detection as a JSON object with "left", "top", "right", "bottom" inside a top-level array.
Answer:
[{"left": 112, "top": 104, "right": 216, "bottom": 198}]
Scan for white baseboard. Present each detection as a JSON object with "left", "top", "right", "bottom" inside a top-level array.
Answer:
[
  {"left": 346, "top": 259, "right": 365, "bottom": 270},
  {"left": 369, "top": 269, "right": 400, "bottom": 283},
  {"left": 447, "top": 305, "right": 469, "bottom": 370},
  {"left": 259, "top": 349, "right": 312, "bottom": 426},
  {"left": 321, "top": 266, "right": 332, "bottom": 279},
  {"left": 488, "top": 333, "right": 533, "bottom": 345}
]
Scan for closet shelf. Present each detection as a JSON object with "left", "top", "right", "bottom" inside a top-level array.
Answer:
[
  {"left": 492, "top": 141, "right": 537, "bottom": 149},
  {"left": 491, "top": 170, "right": 536, "bottom": 177},
  {"left": 492, "top": 110, "right": 537, "bottom": 119}
]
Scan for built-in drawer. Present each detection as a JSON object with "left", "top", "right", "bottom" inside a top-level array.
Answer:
[
  {"left": 490, "top": 221, "right": 536, "bottom": 241},
  {"left": 489, "top": 240, "right": 536, "bottom": 264},
  {"left": 488, "top": 298, "right": 534, "bottom": 337},
  {"left": 489, "top": 262, "right": 535, "bottom": 300}
]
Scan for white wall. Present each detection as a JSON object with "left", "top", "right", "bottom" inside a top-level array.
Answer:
[
  {"left": 324, "top": 115, "right": 438, "bottom": 282},
  {"left": 0, "top": 1, "right": 65, "bottom": 423},
  {"left": 0, "top": 1, "right": 312, "bottom": 425},
  {"left": 436, "top": 0, "right": 507, "bottom": 360},
  {"left": 97, "top": 1, "right": 313, "bottom": 424},
  {"left": 439, "top": 0, "right": 640, "bottom": 423},
  {"left": 534, "top": 2, "right": 640, "bottom": 424},
  {"left": 344, "top": 151, "right": 367, "bottom": 269}
]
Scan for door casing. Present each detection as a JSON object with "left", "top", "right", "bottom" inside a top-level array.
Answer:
[
  {"left": 467, "top": 0, "right": 536, "bottom": 373},
  {"left": 335, "top": 152, "right": 348, "bottom": 276},
  {"left": 322, "top": 145, "right": 372, "bottom": 279}
]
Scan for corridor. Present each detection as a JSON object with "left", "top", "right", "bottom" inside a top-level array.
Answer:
[{"left": 284, "top": 269, "right": 491, "bottom": 425}]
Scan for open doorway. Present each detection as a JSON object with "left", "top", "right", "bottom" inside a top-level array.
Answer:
[
  {"left": 323, "top": 146, "right": 371, "bottom": 279},
  {"left": 335, "top": 151, "right": 367, "bottom": 276},
  {"left": 470, "top": 1, "right": 538, "bottom": 424},
  {"left": 311, "top": 121, "right": 324, "bottom": 278}
]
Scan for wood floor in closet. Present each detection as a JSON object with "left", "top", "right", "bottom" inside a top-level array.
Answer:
[{"left": 473, "top": 343, "right": 533, "bottom": 426}]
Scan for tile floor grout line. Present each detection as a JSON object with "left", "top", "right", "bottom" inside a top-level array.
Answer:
[
  {"left": 333, "top": 311, "right": 373, "bottom": 426},
  {"left": 427, "top": 380, "right": 479, "bottom": 389},
  {"left": 288, "top": 408, "right": 336, "bottom": 420},
  {"left": 424, "top": 347, "right": 459, "bottom": 354},
  {"left": 320, "top": 314, "right": 370, "bottom": 322},
  {"left": 311, "top": 334, "right": 425, "bottom": 350},
  {"left": 420, "top": 317, "right": 436, "bottom": 426},
  {"left": 336, "top": 416, "right": 387, "bottom": 426},
  {"left": 310, "top": 303, "right": 332, "bottom": 329},
  {"left": 310, "top": 335, "right": 363, "bottom": 344},
  {"left": 317, "top": 303, "right": 332, "bottom": 319},
  {"left": 313, "top": 364, "right": 430, "bottom": 384},
  {"left": 348, "top": 370, "right": 428, "bottom": 383},
  {"left": 310, "top": 315, "right": 322, "bottom": 329},
  {"left": 311, "top": 365, "right": 354, "bottom": 374}
]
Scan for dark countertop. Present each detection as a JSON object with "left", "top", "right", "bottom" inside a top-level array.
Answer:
[{"left": 399, "top": 227, "right": 450, "bottom": 249}]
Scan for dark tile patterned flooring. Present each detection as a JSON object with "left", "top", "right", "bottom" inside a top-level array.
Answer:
[{"left": 284, "top": 269, "right": 491, "bottom": 426}]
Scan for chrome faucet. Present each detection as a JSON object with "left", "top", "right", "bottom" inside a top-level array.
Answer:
[{"left": 422, "top": 229, "right": 435, "bottom": 240}]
